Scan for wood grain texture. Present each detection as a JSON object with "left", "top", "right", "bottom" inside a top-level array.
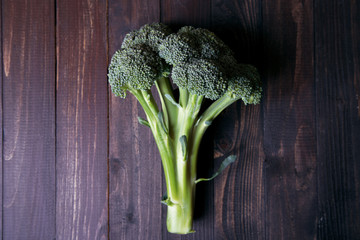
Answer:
[
  {"left": 161, "top": 0, "right": 210, "bottom": 28},
  {"left": 161, "top": 1, "right": 213, "bottom": 239},
  {"left": 0, "top": 0, "right": 2, "bottom": 236},
  {"left": 262, "top": 0, "right": 317, "bottom": 239},
  {"left": 315, "top": 0, "right": 360, "bottom": 239},
  {"left": 2, "top": 0, "right": 56, "bottom": 239},
  {"left": 211, "top": 0, "right": 265, "bottom": 239},
  {"left": 108, "top": 0, "right": 163, "bottom": 239},
  {"left": 56, "top": 0, "right": 108, "bottom": 239},
  {"left": 1, "top": 0, "right": 359, "bottom": 239}
]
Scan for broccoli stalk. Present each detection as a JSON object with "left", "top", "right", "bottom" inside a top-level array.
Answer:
[{"left": 108, "top": 23, "right": 262, "bottom": 234}]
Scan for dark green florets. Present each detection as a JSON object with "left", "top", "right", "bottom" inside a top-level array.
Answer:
[
  {"left": 172, "top": 59, "right": 227, "bottom": 100},
  {"left": 187, "top": 59, "right": 227, "bottom": 100},
  {"left": 158, "top": 32, "right": 199, "bottom": 66},
  {"left": 121, "top": 23, "right": 172, "bottom": 52},
  {"left": 108, "top": 44, "right": 162, "bottom": 97},
  {"left": 109, "top": 22, "right": 262, "bottom": 105},
  {"left": 217, "top": 55, "right": 239, "bottom": 77},
  {"left": 179, "top": 26, "right": 233, "bottom": 60},
  {"left": 159, "top": 26, "right": 233, "bottom": 66},
  {"left": 227, "top": 64, "right": 262, "bottom": 105},
  {"left": 171, "top": 63, "right": 188, "bottom": 89}
]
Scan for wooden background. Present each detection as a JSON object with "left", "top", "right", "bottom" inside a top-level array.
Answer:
[{"left": 1, "top": 0, "right": 359, "bottom": 239}]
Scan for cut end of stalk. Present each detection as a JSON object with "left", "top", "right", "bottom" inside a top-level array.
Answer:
[{"left": 166, "top": 203, "right": 194, "bottom": 234}]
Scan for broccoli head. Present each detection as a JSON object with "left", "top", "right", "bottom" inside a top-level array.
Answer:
[{"left": 108, "top": 23, "right": 262, "bottom": 235}]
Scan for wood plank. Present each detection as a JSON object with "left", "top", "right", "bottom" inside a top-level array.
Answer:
[
  {"left": 315, "top": 0, "right": 360, "bottom": 238},
  {"left": 212, "top": 0, "right": 262, "bottom": 65},
  {"left": 0, "top": 0, "right": 3, "bottom": 236},
  {"left": 161, "top": 1, "right": 213, "bottom": 239},
  {"left": 262, "top": 0, "right": 317, "bottom": 239},
  {"left": 56, "top": 0, "right": 108, "bottom": 239},
  {"left": 161, "top": 0, "right": 210, "bottom": 28},
  {"left": 108, "top": 1, "right": 163, "bottom": 239},
  {"left": 2, "top": 0, "right": 56, "bottom": 239},
  {"left": 211, "top": 1, "right": 264, "bottom": 239}
]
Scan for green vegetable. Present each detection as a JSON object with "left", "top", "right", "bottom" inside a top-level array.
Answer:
[{"left": 108, "top": 23, "right": 262, "bottom": 234}]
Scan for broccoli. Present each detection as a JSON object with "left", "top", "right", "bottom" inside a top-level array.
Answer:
[{"left": 108, "top": 23, "right": 262, "bottom": 234}]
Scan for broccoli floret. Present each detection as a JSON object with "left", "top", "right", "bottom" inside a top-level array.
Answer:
[
  {"left": 172, "top": 59, "right": 227, "bottom": 100},
  {"left": 108, "top": 44, "right": 162, "bottom": 98},
  {"left": 196, "top": 64, "right": 262, "bottom": 134},
  {"left": 178, "top": 26, "right": 233, "bottom": 59},
  {"left": 108, "top": 23, "right": 262, "bottom": 235},
  {"left": 121, "top": 23, "right": 172, "bottom": 52},
  {"left": 158, "top": 26, "right": 233, "bottom": 66},
  {"left": 227, "top": 64, "right": 262, "bottom": 104},
  {"left": 158, "top": 31, "right": 199, "bottom": 66}
]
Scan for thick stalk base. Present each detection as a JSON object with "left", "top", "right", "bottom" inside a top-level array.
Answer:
[{"left": 166, "top": 203, "right": 195, "bottom": 234}]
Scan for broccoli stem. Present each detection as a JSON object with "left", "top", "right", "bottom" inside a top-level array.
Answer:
[
  {"left": 179, "top": 87, "right": 189, "bottom": 107},
  {"left": 196, "top": 92, "right": 239, "bottom": 135},
  {"left": 155, "top": 76, "right": 178, "bottom": 135},
  {"left": 130, "top": 88, "right": 179, "bottom": 199},
  {"left": 131, "top": 87, "right": 237, "bottom": 234},
  {"left": 190, "top": 93, "right": 239, "bottom": 178},
  {"left": 165, "top": 94, "right": 239, "bottom": 234},
  {"left": 158, "top": 131, "right": 195, "bottom": 234},
  {"left": 160, "top": 92, "right": 202, "bottom": 234},
  {"left": 165, "top": 180, "right": 195, "bottom": 234}
]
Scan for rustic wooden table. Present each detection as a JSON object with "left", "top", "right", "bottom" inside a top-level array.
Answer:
[{"left": 1, "top": 0, "right": 359, "bottom": 239}]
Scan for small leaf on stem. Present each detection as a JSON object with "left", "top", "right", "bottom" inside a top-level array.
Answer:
[
  {"left": 165, "top": 94, "right": 181, "bottom": 108},
  {"left": 195, "top": 155, "right": 236, "bottom": 183},
  {"left": 138, "top": 116, "right": 150, "bottom": 128},
  {"left": 179, "top": 135, "right": 188, "bottom": 161},
  {"left": 158, "top": 111, "right": 168, "bottom": 133}
]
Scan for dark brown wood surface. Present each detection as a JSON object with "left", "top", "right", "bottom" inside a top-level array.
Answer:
[
  {"left": 2, "top": 1, "right": 56, "bottom": 239},
  {"left": 0, "top": 0, "right": 2, "bottom": 236},
  {"left": 315, "top": 0, "right": 360, "bottom": 238},
  {"left": 1, "top": 0, "right": 359, "bottom": 239},
  {"left": 56, "top": 0, "right": 108, "bottom": 239},
  {"left": 263, "top": 0, "right": 317, "bottom": 239}
]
